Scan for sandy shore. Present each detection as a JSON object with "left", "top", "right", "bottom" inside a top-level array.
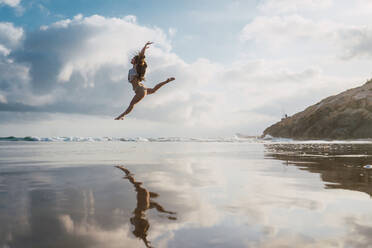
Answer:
[{"left": 1, "top": 142, "right": 372, "bottom": 247}]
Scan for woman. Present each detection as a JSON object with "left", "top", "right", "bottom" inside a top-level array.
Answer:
[{"left": 115, "top": 42, "right": 175, "bottom": 120}]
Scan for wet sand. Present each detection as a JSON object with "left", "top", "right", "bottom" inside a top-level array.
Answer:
[{"left": 0, "top": 141, "right": 372, "bottom": 247}]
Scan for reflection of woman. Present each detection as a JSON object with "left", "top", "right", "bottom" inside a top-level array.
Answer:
[
  {"left": 115, "top": 42, "right": 175, "bottom": 120},
  {"left": 116, "top": 165, "right": 176, "bottom": 248}
]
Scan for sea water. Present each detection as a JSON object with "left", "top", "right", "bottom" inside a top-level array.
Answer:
[{"left": 0, "top": 139, "right": 372, "bottom": 247}]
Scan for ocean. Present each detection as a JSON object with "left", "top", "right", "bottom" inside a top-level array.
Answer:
[{"left": 1, "top": 138, "right": 372, "bottom": 248}]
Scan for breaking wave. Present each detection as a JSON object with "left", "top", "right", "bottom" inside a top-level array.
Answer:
[
  {"left": 1, "top": 135, "right": 372, "bottom": 143},
  {"left": 0, "top": 135, "right": 261, "bottom": 143}
]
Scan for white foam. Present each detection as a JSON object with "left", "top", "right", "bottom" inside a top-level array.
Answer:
[{"left": 0, "top": 135, "right": 371, "bottom": 144}]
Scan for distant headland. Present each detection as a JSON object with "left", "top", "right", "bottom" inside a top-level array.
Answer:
[{"left": 262, "top": 79, "right": 372, "bottom": 140}]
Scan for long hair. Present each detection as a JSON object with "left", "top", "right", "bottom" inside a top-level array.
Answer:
[{"left": 133, "top": 55, "right": 147, "bottom": 82}]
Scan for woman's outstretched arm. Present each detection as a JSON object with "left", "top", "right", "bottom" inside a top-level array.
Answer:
[{"left": 139, "top": 41, "right": 153, "bottom": 57}]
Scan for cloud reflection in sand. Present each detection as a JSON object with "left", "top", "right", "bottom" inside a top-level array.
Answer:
[{"left": 1, "top": 142, "right": 372, "bottom": 247}]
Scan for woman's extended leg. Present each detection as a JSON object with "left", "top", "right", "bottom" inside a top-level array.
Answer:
[
  {"left": 115, "top": 91, "right": 146, "bottom": 120},
  {"left": 146, "top": 77, "right": 175, "bottom": 95}
]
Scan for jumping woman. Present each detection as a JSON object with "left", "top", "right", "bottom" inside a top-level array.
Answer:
[{"left": 115, "top": 42, "right": 175, "bottom": 120}]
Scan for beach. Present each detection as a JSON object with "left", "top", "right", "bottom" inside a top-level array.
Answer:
[{"left": 1, "top": 140, "right": 372, "bottom": 247}]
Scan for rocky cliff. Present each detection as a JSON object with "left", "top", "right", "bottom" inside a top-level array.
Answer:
[{"left": 262, "top": 80, "right": 372, "bottom": 140}]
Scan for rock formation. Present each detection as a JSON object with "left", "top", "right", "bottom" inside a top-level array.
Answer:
[{"left": 262, "top": 80, "right": 372, "bottom": 139}]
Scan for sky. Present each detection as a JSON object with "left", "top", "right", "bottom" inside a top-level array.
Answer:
[{"left": 1, "top": 0, "right": 372, "bottom": 138}]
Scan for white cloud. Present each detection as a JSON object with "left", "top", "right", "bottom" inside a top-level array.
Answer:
[
  {"left": 0, "top": 0, "right": 21, "bottom": 8},
  {"left": 239, "top": 15, "right": 341, "bottom": 48},
  {"left": 123, "top": 15, "right": 136, "bottom": 23},
  {"left": 40, "top": 14, "right": 171, "bottom": 86},
  {"left": 0, "top": 0, "right": 24, "bottom": 15},
  {"left": 0, "top": 23, "right": 30, "bottom": 107},
  {"left": 0, "top": 44, "right": 10, "bottom": 56},
  {"left": 168, "top": 27, "right": 177, "bottom": 37},
  {"left": 0, "top": 57, "right": 31, "bottom": 105},
  {"left": 240, "top": 13, "right": 372, "bottom": 63},
  {"left": 0, "top": 22, "right": 24, "bottom": 50},
  {"left": 339, "top": 26, "right": 372, "bottom": 59},
  {"left": 0, "top": 92, "right": 7, "bottom": 103},
  {"left": 259, "top": 0, "right": 333, "bottom": 14},
  {"left": 38, "top": 4, "right": 51, "bottom": 16}
]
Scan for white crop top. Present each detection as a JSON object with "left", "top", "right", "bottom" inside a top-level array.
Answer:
[{"left": 128, "top": 68, "right": 137, "bottom": 82}]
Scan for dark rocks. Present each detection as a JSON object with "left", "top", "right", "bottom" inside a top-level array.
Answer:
[{"left": 262, "top": 80, "right": 372, "bottom": 140}]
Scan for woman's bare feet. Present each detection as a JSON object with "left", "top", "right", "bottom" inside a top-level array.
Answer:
[{"left": 166, "top": 77, "right": 175, "bottom": 83}]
